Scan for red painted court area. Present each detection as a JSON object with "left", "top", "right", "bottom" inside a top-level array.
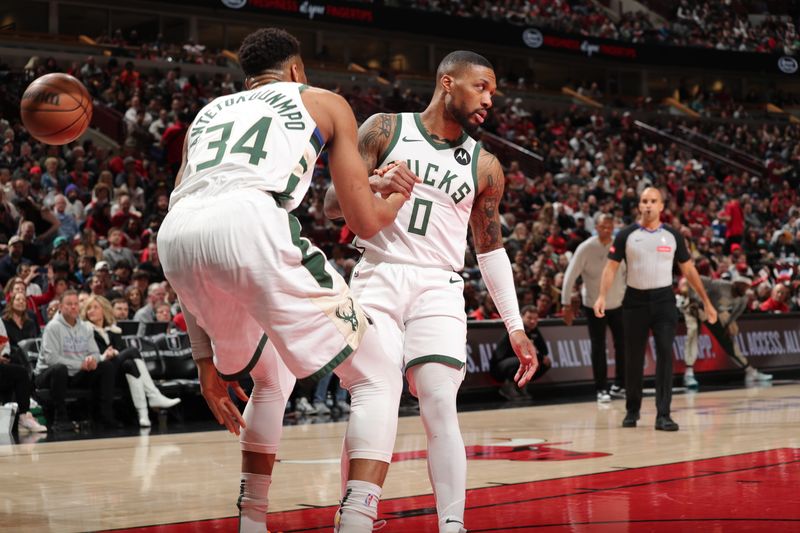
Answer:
[{"left": 112, "top": 448, "right": 800, "bottom": 532}]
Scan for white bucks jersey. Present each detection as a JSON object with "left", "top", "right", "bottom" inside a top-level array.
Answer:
[
  {"left": 356, "top": 113, "right": 480, "bottom": 270},
  {"left": 170, "top": 82, "right": 323, "bottom": 212}
]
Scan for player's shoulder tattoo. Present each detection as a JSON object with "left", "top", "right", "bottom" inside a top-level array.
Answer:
[{"left": 359, "top": 113, "right": 397, "bottom": 171}]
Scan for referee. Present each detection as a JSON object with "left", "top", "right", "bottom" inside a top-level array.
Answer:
[{"left": 593, "top": 188, "right": 717, "bottom": 431}]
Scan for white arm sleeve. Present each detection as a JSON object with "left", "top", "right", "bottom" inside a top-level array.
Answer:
[
  {"left": 181, "top": 303, "right": 214, "bottom": 361},
  {"left": 476, "top": 248, "right": 524, "bottom": 333}
]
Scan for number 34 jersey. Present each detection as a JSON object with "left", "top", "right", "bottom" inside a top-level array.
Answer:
[
  {"left": 355, "top": 113, "right": 480, "bottom": 271},
  {"left": 170, "top": 82, "right": 322, "bottom": 213}
]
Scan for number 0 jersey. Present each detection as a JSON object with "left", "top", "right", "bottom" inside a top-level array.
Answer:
[
  {"left": 170, "top": 82, "right": 323, "bottom": 212},
  {"left": 355, "top": 113, "right": 481, "bottom": 270}
]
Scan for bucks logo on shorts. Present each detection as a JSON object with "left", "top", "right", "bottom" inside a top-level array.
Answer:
[{"left": 336, "top": 297, "right": 359, "bottom": 332}]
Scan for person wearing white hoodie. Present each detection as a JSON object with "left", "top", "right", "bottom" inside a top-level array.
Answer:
[{"left": 34, "top": 290, "right": 119, "bottom": 430}]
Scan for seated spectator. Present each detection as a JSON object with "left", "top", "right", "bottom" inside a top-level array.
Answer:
[
  {"left": 53, "top": 194, "right": 80, "bottom": 243},
  {"left": 125, "top": 286, "right": 144, "bottom": 317},
  {"left": 137, "top": 240, "right": 164, "bottom": 282},
  {"left": 759, "top": 283, "right": 791, "bottom": 313},
  {"left": 0, "top": 319, "right": 47, "bottom": 433},
  {"left": 469, "top": 293, "right": 500, "bottom": 320},
  {"left": 81, "top": 295, "right": 179, "bottom": 427},
  {"left": 74, "top": 228, "right": 104, "bottom": 262},
  {"left": 102, "top": 228, "right": 137, "bottom": 269},
  {"left": 44, "top": 299, "right": 59, "bottom": 323},
  {"left": 2, "top": 292, "right": 40, "bottom": 347},
  {"left": 133, "top": 282, "right": 166, "bottom": 323},
  {"left": 0, "top": 236, "right": 30, "bottom": 286},
  {"left": 63, "top": 184, "right": 85, "bottom": 223},
  {"left": 110, "top": 298, "right": 129, "bottom": 322},
  {"left": 34, "top": 290, "right": 120, "bottom": 430},
  {"left": 74, "top": 255, "right": 95, "bottom": 288},
  {"left": 491, "top": 306, "right": 551, "bottom": 401}
]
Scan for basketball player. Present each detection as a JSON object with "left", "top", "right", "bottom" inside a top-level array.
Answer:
[
  {"left": 158, "top": 28, "right": 412, "bottom": 533},
  {"left": 324, "top": 51, "right": 539, "bottom": 533}
]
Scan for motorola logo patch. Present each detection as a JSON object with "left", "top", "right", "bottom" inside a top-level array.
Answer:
[{"left": 454, "top": 148, "right": 471, "bottom": 165}]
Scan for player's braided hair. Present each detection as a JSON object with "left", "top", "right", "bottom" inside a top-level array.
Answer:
[{"left": 238, "top": 28, "right": 301, "bottom": 77}]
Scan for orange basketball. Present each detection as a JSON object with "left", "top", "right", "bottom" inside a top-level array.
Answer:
[{"left": 20, "top": 73, "right": 93, "bottom": 145}]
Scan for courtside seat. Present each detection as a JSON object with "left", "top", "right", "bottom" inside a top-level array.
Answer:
[{"left": 147, "top": 332, "right": 200, "bottom": 394}]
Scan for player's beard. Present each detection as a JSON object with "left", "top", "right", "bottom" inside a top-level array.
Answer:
[{"left": 446, "top": 99, "right": 481, "bottom": 136}]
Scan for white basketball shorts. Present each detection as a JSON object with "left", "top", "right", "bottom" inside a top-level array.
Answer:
[
  {"left": 158, "top": 189, "right": 368, "bottom": 380},
  {"left": 349, "top": 256, "right": 467, "bottom": 373}
]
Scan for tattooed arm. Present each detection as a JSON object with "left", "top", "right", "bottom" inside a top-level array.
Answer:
[
  {"left": 469, "top": 149, "right": 505, "bottom": 253},
  {"left": 324, "top": 113, "right": 394, "bottom": 219},
  {"left": 472, "top": 149, "right": 538, "bottom": 385},
  {"left": 324, "top": 113, "right": 417, "bottom": 220}
]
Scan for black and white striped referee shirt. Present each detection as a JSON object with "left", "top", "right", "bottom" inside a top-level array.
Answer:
[{"left": 608, "top": 223, "right": 691, "bottom": 290}]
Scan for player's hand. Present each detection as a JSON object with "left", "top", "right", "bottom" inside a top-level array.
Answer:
[
  {"left": 197, "top": 358, "right": 249, "bottom": 436},
  {"left": 562, "top": 306, "right": 574, "bottom": 326},
  {"left": 593, "top": 296, "right": 606, "bottom": 318},
  {"left": 704, "top": 302, "right": 718, "bottom": 325},
  {"left": 370, "top": 161, "right": 420, "bottom": 199},
  {"left": 509, "top": 330, "right": 538, "bottom": 387}
]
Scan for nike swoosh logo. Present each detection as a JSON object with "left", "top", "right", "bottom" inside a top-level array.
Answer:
[
  {"left": 402, "top": 136, "right": 422, "bottom": 142},
  {"left": 449, "top": 276, "right": 463, "bottom": 284},
  {"left": 445, "top": 518, "right": 464, "bottom": 524}
]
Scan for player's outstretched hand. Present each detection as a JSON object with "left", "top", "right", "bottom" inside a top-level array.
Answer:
[
  {"left": 197, "top": 358, "right": 249, "bottom": 435},
  {"left": 510, "top": 330, "right": 538, "bottom": 387},
  {"left": 371, "top": 161, "right": 421, "bottom": 199}
]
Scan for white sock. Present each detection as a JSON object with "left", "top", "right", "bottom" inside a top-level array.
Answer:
[
  {"left": 237, "top": 472, "right": 271, "bottom": 533},
  {"left": 685, "top": 367, "right": 694, "bottom": 377},
  {"left": 337, "top": 479, "right": 381, "bottom": 532}
]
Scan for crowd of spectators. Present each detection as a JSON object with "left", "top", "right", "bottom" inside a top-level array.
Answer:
[
  {"left": 93, "top": 28, "right": 231, "bottom": 66},
  {"left": 397, "top": 0, "right": 800, "bottom": 54}
]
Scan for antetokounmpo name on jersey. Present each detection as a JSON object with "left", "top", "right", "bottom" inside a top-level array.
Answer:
[
  {"left": 406, "top": 159, "right": 472, "bottom": 204},
  {"left": 189, "top": 89, "right": 306, "bottom": 147}
]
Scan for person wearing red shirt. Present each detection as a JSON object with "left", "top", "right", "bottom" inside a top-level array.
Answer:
[
  {"left": 161, "top": 113, "right": 188, "bottom": 177},
  {"left": 719, "top": 198, "right": 744, "bottom": 252},
  {"left": 759, "top": 284, "right": 790, "bottom": 313}
]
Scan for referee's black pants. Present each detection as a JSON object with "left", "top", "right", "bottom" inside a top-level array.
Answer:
[
  {"left": 583, "top": 305, "right": 625, "bottom": 392},
  {"left": 622, "top": 287, "right": 678, "bottom": 417}
]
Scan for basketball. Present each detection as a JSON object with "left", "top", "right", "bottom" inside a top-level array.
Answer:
[{"left": 20, "top": 73, "right": 92, "bottom": 145}]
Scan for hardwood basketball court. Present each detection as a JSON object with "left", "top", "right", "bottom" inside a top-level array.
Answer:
[{"left": 2, "top": 382, "right": 799, "bottom": 532}]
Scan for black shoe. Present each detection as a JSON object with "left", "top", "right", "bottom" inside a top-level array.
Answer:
[
  {"left": 655, "top": 416, "right": 679, "bottom": 431},
  {"left": 622, "top": 411, "right": 640, "bottom": 428}
]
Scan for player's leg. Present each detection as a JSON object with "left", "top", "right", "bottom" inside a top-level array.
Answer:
[
  {"left": 333, "top": 325, "right": 403, "bottom": 531},
  {"left": 407, "top": 362, "right": 466, "bottom": 533},
  {"left": 334, "top": 261, "right": 406, "bottom": 531},
  {"left": 404, "top": 291, "right": 468, "bottom": 533},
  {"left": 238, "top": 339, "right": 297, "bottom": 533}
]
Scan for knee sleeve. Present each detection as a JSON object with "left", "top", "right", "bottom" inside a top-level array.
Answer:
[
  {"left": 335, "top": 326, "right": 403, "bottom": 463},
  {"left": 408, "top": 363, "right": 466, "bottom": 528},
  {"left": 239, "top": 343, "right": 296, "bottom": 455}
]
